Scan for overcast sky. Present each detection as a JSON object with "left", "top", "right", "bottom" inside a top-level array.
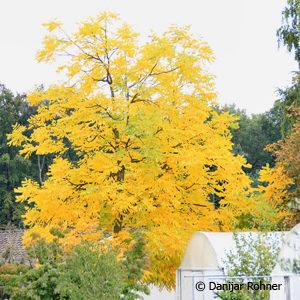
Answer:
[{"left": 0, "top": 0, "right": 297, "bottom": 114}]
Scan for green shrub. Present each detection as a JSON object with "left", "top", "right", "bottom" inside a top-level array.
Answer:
[
  {"left": 58, "top": 238, "right": 150, "bottom": 300},
  {"left": 1, "top": 229, "right": 150, "bottom": 300},
  {"left": 215, "top": 232, "right": 281, "bottom": 300}
]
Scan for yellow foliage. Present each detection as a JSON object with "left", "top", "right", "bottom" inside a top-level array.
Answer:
[
  {"left": 257, "top": 165, "right": 295, "bottom": 227},
  {"left": 259, "top": 165, "right": 293, "bottom": 207},
  {"left": 42, "top": 20, "right": 62, "bottom": 32},
  {"left": 8, "top": 12, "right": 279, "bottom": 288}
]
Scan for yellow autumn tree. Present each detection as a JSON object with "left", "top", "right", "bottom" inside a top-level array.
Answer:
[
  {"left": 257, "top": 165, "right": 295, "bottom": 228},
  {"left": 256, "top": 107, "right": 300, "bottom": 229},
  {"left": 9, "top": 12, "right": 261, "bottom": 287}
]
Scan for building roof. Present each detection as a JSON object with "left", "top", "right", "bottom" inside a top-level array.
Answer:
[
  {"left": 0, "top": 230, "right": 32, "bottom": 265},
  {"left": 179, "top": 231, "right": 286, "bottom": 270}
]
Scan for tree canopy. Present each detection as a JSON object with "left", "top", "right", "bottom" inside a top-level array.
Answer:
[
  {"left": 277, "top": 0, "right": 300, "bottom": 67},
  {"left": 277, "top": 0, "right": 300, "bottom": 136},
  {"left": 219, "top": 103, "right": 283, "bottom": 184}
]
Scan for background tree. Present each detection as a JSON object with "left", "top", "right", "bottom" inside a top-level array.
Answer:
[
  {"left": 267, "top": 108, "right": 299, "bottom": 194},
  {"left": 277, "top": 0, "right": 299, "bottom": 136},
  {"left": 277, "top": 0, "right": 300, "bottom": 67},
  {"left": 257, "top": 164, "right": 295, "bottom": 228},
  {"left": 257, "top": 1, "right": 300, "bottom": 225},
  {"left": 265, "top": 107, "right": 300, "bottom": 224},
  {"left": 219, "top": 103, "right": 283, "bottom": 185},
  {"left": 0, "top": 84, "right": 39, "bottom": 228},
  {"left": 277, "top": 81, "right": 300, "bottom": 136}
]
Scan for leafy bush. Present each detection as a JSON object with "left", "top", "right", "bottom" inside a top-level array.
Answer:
[
  {"left": 215, "top": 232, "right": 281, "bottom": 300},
  {"left": 0, "top": 264, "right": 31, "bottom": 299},
  {"left": 1, "top": 229, "right": 149, "bottom": 299},
  {"left": 10, "top": 230, "right": 66, "bottom": 300},
  {"left": 58, "top": 238, "right": 149, "bottom": 300}
]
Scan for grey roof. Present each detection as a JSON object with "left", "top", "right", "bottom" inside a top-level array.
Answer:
[{"left": 0, "top": 230, "right": 32, "bottom": 265}]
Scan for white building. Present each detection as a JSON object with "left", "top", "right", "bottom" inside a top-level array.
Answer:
[
  {"left": 142, "top": 223, "right": 300, "bottom": 299},
  {"left": 176, "top": 225, "right": 300, "bottom": 300}
]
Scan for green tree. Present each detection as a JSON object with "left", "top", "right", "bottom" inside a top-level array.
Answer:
[
  {"left": 216, "top": 232, "right": 281, "bottom": 300},
  {"left": 277, "top": 81, "right": 300, "bottom": 136},
  {"left": 220, "top": 103, "right": 283, "bottom": 184},
  {"left": 277, "top": 0, "right": 299, "bottom": 136},
  {"left": 0, "top": 84, "right": 56, "bottom": 228},
  {"left": 0, "top": 84, "right": 39, "bottom": 227},
  {"left": 277, "top": 0, "right": 300, "bottom": 67}
]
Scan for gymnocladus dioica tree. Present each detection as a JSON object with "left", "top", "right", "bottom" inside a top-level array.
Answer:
[{"left": 8, "top": 12, "right": 288, "bottom": 287}]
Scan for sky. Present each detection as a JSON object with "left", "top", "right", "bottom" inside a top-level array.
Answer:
[{"left": 0, "top": 0, "right": 298, "bottom": 115}]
